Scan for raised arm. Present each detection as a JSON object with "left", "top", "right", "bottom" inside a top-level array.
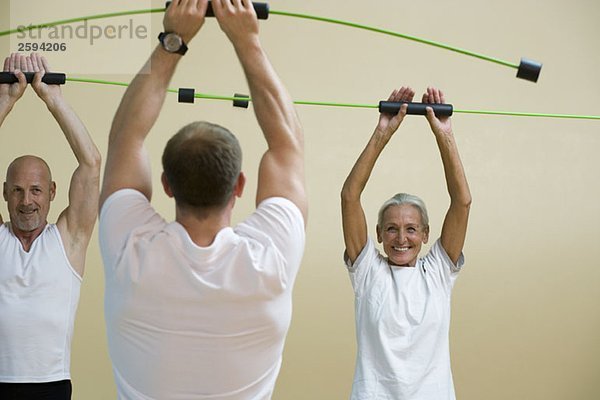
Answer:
[
  {"left": 422, "top": 87, "right": 471, "bottom": 264},
  {"left": 341, "top": 87, "right": 414, "bottom": 263},
  {"left": 100, "top": 0, "right": 208, "bottom": 206},
  {"left": 26, "top": 53, "right": 101, "bottom": 276},
  {"left": 1, "top": 53, "right": 29, "bottom": 225},
  {"left": 0, "top": 54, "right": 28, "bottom": 128},
  {"left": 213, "top": 0, "right": 307, "bottom": 223}
]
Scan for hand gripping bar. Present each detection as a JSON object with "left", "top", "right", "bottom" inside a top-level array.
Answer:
[{"left": 0, "top": 72, "right": 66, "bottom": 85}]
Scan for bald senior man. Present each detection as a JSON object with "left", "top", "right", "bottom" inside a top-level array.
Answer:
[{"left": 0, "top": 53, "right": 100, "bottom": 400}]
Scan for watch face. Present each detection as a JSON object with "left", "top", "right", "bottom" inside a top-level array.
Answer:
[{"left": 164, "top": 33, "right": 182, "bottom": 52}]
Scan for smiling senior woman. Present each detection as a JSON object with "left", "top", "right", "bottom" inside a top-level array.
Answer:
[{"left": 341, "top": 86, "right": 471, "bottom": 400}]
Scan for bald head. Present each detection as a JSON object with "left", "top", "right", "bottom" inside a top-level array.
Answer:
[{"left": 6, "top": 155, "right": 53, "bottom": 183}]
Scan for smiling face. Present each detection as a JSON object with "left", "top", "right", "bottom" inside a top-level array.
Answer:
[
  {"left": 377, "top": 204, "right": 429, "bottom": 267},
  {"left": 3, "top": 156, "right": 55, "bottom": 235}
]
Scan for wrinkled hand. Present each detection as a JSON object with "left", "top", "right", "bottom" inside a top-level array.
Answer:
[
  {"left": 376, "top": 86, "right": 415, "bottom": 138},
  {"left": 163, "top": 0, "right": 209, "bottom": 44},
  {"left": 1, "top": 53, "right": 28, "bottom": 104},
  {"left": 27, "top": 53, "right": 63, "bottom": 107},
  {"left": 422, "top": 87, "right": 452, "bottom": 136},
  {"left": 212, "top": 0, "right": 259, "bottom": 48}
]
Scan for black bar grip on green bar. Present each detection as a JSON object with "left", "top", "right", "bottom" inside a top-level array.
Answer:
[
  {"left": 165, "top": 1, "right": 269, "bottom": 19},
  {"left": 233, "top": 93, "right": 249, "bottom": 108},
  {"left": 0, "top": 72, "right": 66, "bottom": 85},
  {"left": 378, "top": 101, "right": 453, "bottom": 117},
  {"left": 178, "top": 88, "right": 195, "bottom": 103},
  {"left": 516, "top": 58, "right": 542, "bottom": 83}
]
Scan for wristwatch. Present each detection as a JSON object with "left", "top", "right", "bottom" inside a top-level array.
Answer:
[{"left": 158, "top": 32, "right": 188, "bottom": 55}]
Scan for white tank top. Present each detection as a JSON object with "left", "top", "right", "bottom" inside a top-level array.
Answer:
[{"left": 0, "top": 223, "right": 82, "bottom": 383}]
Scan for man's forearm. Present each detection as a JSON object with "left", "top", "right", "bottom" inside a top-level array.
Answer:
[
  {"left": 46, "top": 96, "right": 100, "bottom": 168},
  {"left": 0, "top": 96, "right": 19, "bottom": 127},
  {"left": 234, "top": 38, "right": 301, "bottom": 148},
  {"left": 100, "top": 45, "right": 184, "bottom": 204},
  {"left": 109, "top": 46, "right": 181, "bottom": 146}
]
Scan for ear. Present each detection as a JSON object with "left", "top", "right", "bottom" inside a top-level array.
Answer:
[
  {"left": 422, "top": 225, "right": 430, "bottom": 244},
  {"left": 2, "top": 182, "right": 7, "bottom": 202},
  {"left": 49, "top": 181, "right": 57, "bottom": 201},
  {"left": 161, "top": 172, "right": 174, "bottom": 198},
  {"left": 376, "top": 224, "right": 382, "bottom": 243},
  {"left": 233, "top": 171, "right": 246, "bottom": 198}
]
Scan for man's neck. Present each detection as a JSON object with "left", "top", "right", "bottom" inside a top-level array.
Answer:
[
  {"left": 11, "top": 222, "right": 48, "bottom": 252},
  {"left": 175, "top": 207, "right": 232, "bottom": 248}
]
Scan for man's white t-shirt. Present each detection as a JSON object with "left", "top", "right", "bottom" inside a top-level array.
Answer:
[
  {"left": 345, "top": 238, "right": 463, "bottom": 400},
  {"left": 99, "top": 189, "right": 305, "bottom": 400}
]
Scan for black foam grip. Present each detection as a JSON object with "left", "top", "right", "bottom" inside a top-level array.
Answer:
[
  {"left": 516, "top": 58, "right": 542, "bottom": 83},
  {"left": 165, "top": 1, "right": 269, "bottom": 19},
  {"left": 0, "top": 72, "right": 66, "bottom": 85},
  {"left": 232, "top": 93, "right": 249, "bottom": 108},
  {"left": 178, "top": 88, "right": 196, "bottom": 103},
  {"left": 378, "top": 101, "right": 453, "bottom": 117}
]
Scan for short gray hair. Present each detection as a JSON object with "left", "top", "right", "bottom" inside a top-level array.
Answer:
[{"left": 377, "top": 193, "right": 429, "bottom": 229}]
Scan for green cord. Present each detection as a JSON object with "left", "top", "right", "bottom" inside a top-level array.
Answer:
[
  {"left": 194, "top": 93, "right": 247, "bottom": 102},
  {"left": 66, "top": 77, "right": 132, "bottom": 88},
  {"left": 269, "top": 10, "right": 518, "bottom": 69},
  {"left": 1, "top": 7, "right": 518, "bottom": 69},
  {"left": 292, "top": 100, "right": 377, "bottom": 109},
  {"left": 1, "top": 9, "right": 593, "bottom": 119},
  {"left": 454, "top": 109, "right": 600, "bottom": 120},
  {"left": 64, "top": 77, "right": 600, "bottom": 120}
]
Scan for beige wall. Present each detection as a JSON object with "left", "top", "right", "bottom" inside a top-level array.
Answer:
[{"left": 2, "top": 0, "right": 600, "bottom": 398}]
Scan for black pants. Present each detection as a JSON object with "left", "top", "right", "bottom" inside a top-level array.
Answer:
[{"left": 0, "top": 380, "right": 72, "bottom": 400}]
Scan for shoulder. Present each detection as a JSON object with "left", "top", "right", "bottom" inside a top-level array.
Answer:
[
  {"left": 345, "top": 238, "right": 382, "bottom": 272},
  {"left": 238, "top": 197, "right": 305, "bottom": 237},
  {"left": 100, "top": 188, "right": 150, "bottom": 216},
  {"left": 345, "top": 238, "right": 389, "bottom": 296},
  {"left": 99, "top": 189, "right": 166, "bottom": 262},
  {"left": 236, "top": 197, "right": 306, "bottom": 265},
  {"left": 99, "top": 188, "right": 165, "bottom": 230},
  {"left": 43, "top": 224, "right": 69, "bottom": 249},
  {"left": 420, "top": 239, "right": 465, "bottom": 291},
  {"left": 256, "top": 197, "right": 305, "bottom": 226}
]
